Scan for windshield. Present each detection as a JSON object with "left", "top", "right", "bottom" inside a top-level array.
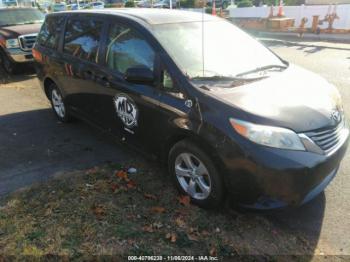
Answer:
[
  {"left": 152, "top": 20, "right": 285, "bottom": 79},
  {"left": 0, "top": 9, "right": 44, "bottom": 27}
]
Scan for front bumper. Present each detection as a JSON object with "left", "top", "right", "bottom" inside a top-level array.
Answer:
[
  {"left": 5, "top": 48, "right": 34, "bottom": 63},
  {"left": 220, "top": 129, "right": 349, "bottom": 210}
]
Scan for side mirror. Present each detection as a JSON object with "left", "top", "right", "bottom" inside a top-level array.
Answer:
[{"left": 125, "top": 67, "right": 154, "bottom": 85}]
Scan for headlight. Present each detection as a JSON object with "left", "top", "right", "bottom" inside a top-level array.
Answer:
[
  {"left": 229, "top": 118, "right": 305, "bottom": 151},
  {"left": 5, "top": 38, "right": 20, "bottom": 49}
]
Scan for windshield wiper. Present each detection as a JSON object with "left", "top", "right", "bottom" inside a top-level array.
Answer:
[
  {"left": 191, "top": 75, "right": 266, "bottom": 81},
  {"left": 24, "top": 20, "right": 43, "bottom": 24},
  {"left": 235, "top": 64, "right": 287, "bottom": 77},
  {"left": 191, "top": 75, "right": 268, "bottom": 88},
  {"left": 0, "top": 23, "right": 23, "bottom": 27}
]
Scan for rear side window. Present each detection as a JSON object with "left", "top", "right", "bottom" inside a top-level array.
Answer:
[
  {"left": 106, "top": 23, "right": 155, "bottom": 74},
  {"left": 63, "top": 18, "right": 103, "bottom": 63},
  {"left": 37, "top": 16, "right": 65, "bottom": 49}
]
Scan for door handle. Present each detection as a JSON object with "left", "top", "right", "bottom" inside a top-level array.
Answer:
[
  {"left": 83, "top": 70, "right": 94, "bottom": 80},
  {"left": 96, "top": 75, "right": 111, "bottom": 88}
]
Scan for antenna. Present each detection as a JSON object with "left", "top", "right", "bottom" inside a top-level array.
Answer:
[{"left": 202, "top": 0, "right": 205, "bottom": 77}]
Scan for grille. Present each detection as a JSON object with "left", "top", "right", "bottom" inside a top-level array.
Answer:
[
  {"left": 305, "top": 120, "right": 347, "bottom": 154},
  {"left": 18, "top": 34, "right": 37, "bottom": 51}
]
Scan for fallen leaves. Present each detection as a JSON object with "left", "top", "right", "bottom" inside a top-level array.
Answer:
[
  {"left": 144, "top": 193, "right": 157, "bottom": 200},
  {"left": 126, "top": 180, "right": 136, "bottom": 189},
  {"left": 91, "top": 204, "right": 106, "bottom": 220},
  {"left": 44, "top": 207, "right": 53, "bottom": 217},
  {"left": 142, "top": 225, "right": 154, "bottom": 233},
  {"left": 115, "top": 170, "right": 128, "bottom": 180},
  {"left": 142, "top": 222, "right": 163, "bottom": 233},
  {"left": 186, "top": 227, "right": 200, "bottom": 242},
  {"left": 175, "top": 217, "right": 186, "bottom": 228},
  {"left": 187, "top": 232, "right": 199, "bottom": 242},
  {"left": 166, "top": 232, "right": 177, "bottom": 243},
  {"left": 178, "top": 195, "right": 191, "bottom": 206},
  {"left": 152, "top": 222, "right": 163, "bottom": 229},
  {"left": 111, "top": 183, "right": 119, "bottom": 192},
  {"left": 112, "top": 170, "right": 137, "bottom": 192},
  {"left": 174, "top": 208, "right": 189, "bottom": 217},
  {"left": 209, "top": 246, "right": 217, "bottom": 256},
  {"left": 150, "top": 206, "right": 166, "bottom": 214},
  {"left": 201, "top": 230, "right": 210, "bottom": 237}
]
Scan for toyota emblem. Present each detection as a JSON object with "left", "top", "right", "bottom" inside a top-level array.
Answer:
[{"left": 330, "top": 110, "right": 341, "bottom": 123}]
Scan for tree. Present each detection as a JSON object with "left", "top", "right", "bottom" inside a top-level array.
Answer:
[
  {"left": 235, "top": 0, "right": 253, "bottom": 7},
  {"left": 125, "top": 0, "right": 136, "bottom": 7}
]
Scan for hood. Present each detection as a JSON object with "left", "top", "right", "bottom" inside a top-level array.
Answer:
[
  {"left": 209, "top": 64, "right": 343, "bottom": 133},
  {"left": 0, "top": 23, "right": 41, "bottom": 39}
]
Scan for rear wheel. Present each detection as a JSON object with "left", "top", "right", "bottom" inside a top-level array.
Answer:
[
  {"left": 49, "top": 83, "right": 72, "bottom": 122},
  {"left": 169, "top": 140, "right": 225, "bottom": 208}
]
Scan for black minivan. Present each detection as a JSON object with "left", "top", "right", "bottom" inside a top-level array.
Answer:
[{"left": 33, "top": 9, "right": 349, "bottom": 209}]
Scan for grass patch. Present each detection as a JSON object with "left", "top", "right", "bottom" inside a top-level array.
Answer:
[{"left": 0, "top": 162, "right": 314, "bottom": 258}]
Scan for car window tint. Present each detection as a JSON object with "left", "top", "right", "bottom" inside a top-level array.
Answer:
[
  {"left": 37, "top": 16, "right": 65, "bottom": 49},
  {"left": 64, "top": 19, "right": 103, "bottom": 63},
  {"left": 106, "top": 24, "right": 155, "bottom": 74}
]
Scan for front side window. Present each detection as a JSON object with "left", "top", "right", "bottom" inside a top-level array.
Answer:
[
  {"left": 37, "top": 16, "right": 65, "bottom": 49},
  {"left": 106, "top": 24, "right": 155, "bottom": 74},
  {"left": 163, "top": 70, "right": 174, "bottom": 90},
  {"left": 64, "top": 19, "right": 103, "bottom": 63}
]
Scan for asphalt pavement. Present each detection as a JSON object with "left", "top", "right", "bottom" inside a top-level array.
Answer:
[
  {"left": 0, "top": 66, "right": 134, "bottom": 197},
  {"left": 0, "top": 42, "right": 349, "bottom": 256},
  {"left": 262, "top": 42, "right": 350, "bottom": 256}
]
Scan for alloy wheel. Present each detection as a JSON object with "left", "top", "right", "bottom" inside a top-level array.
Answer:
[
  {"left": 175, "top": 153, "right": 211, "bottom": 200},
  {"left": 51, "top": 89, "right": 65, "bottom": 118}
]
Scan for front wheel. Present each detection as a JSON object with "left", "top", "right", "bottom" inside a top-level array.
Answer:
[{"left": 168, "top": 140, "right": 225, "bottom": 208}]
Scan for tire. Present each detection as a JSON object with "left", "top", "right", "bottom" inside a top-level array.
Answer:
[
  {"left": 49, "top": 83, "right": 72, "bottom": 123},
  {"left": 168, "top": 139, "right": 225, "bottom": 208},
  {"left": 1, "top": 52, "right": 17, "bottom": 74}
]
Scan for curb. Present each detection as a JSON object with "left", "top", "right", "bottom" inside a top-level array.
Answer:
[
  {"left": 258, "top": 37, "right": 350, "bottom": 51},
  {"left": 255, "top": 31, "right": 350, "bottom": 43}
]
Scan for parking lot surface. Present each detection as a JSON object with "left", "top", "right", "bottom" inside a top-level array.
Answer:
[{"left": 0, "top": 66, "right": 135, "bottom": 197}]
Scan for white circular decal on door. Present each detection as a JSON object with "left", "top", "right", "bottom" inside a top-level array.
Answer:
[{"left": 114, "top": 94, "right": 138, "bottom": 128}]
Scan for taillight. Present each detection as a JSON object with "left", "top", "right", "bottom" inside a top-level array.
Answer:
[{"left": 32, "top": 48, "right": 43, "bottom": 63}]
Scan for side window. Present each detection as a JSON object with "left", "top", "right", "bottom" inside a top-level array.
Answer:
[
  {"left": 106, "top": 23, "right": 155, "bottom": 74},
  {"left": 37, "top": 16, "right": 65, "bottom": 49},
  {"left": 163, "top": 70, "right": 174, "bottom": 90},
  {"left": 63, "top": 18, "right": 103, "bottom": 63}
]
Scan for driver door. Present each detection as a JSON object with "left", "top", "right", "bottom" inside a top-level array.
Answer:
[{"left": 93, "top": 21, "right": 162, "bottom": 153}]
